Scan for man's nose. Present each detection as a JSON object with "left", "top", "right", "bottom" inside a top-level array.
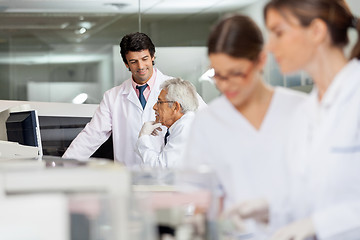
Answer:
[{"left": 138, "top": 60, "right": 145, "bottom": 69}]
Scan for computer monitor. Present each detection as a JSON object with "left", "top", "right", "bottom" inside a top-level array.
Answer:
[
  {"left": 6, "top": 110, "right": 42, "bottom": 156},
  {"left": 38, "top": 116, "right": 113, "bottom": 160},
  {"left": 1, "top": 103, "right": 113, "bottom": 160}
]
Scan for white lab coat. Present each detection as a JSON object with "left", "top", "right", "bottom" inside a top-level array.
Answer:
[
  {"left": 136, "top": 111, "right": 195, "bottom": 168},
  {"left": 63, "top": 69, "right": 172, "bottom": 166},
  {"left": 281, "top": 59, "right": 360, "bottom": 240},
  {"left": 183, "top": 87, "right": 306, "bottom": 238}
]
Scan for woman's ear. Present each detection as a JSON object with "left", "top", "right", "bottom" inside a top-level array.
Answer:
[
  {"left": 309, "top": 18, "right": 328, "bottom": 45},
  {"left": 257, "top": 50, "right": 268, "bottom": 70}
]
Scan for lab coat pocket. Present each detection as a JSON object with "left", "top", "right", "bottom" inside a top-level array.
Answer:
[
  {"left": 324, "top": 147, "right": 360, "bottom": 204},
  {"left": 328, "top": 144, "right": 360, "bottom": 176}
]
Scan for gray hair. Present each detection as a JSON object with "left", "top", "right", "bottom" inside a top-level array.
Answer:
[{"left": 160, "top": 78, "right": 199, "bottom": 113}]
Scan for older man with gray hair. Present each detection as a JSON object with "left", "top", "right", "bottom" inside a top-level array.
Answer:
[{"left": 137, "top": 78, "right": 200, "bottom": 168}]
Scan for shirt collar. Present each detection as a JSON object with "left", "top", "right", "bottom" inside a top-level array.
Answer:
[
  {"left": 168, "top": 111, "right": 194, "bottom": 133},
  {"left": 315, "top": 59, "right": 357, "bottom": 108}
]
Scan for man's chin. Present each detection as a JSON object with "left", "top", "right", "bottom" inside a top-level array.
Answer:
[
  {"left": 133, "top": 75, "right": 149, "bottom": 84},
  {"left": 135, "top": 80, "right": 147, "bottom": 85}
]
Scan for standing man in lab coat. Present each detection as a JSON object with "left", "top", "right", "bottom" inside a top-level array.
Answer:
[
  {"left": 63, "top": 32, "right": 183, "bottom": 167},
  {"left": 136, "top": 78, "right": 199, "bottom": 168}
]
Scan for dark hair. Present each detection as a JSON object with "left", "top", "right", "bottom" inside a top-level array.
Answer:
[
  {"left": 207, "top": 14, "right": 264, "bottom": 61},
  {"left": 264, "top": 0, "right": 360, "bottom": 59},
  {"left": 119, "top": 32, "right": 156, "bottom": 64}
]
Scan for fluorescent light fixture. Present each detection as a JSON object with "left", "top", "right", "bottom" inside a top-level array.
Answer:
[
  {"left": 199, "top": 68, "right": 215, "bottom": 83},
  {"left": 78, "top": 21, "right": 93, "bottom": 29},
  {"left": 74, "top": 27, "right": 87, "bottom": 35},
  {"left": 72, "top": 93, "right": 88, "bottom": 104},
  {"left": 60, "top": 22, "right": 70, "bottom": 29},
  {"left": 79, "top": 27, "right": 87, "bottom": 34},
  {"left": 0, "top": 54, "right": 105, "bottom": 64},
  {"left": 104, "top": 3, "right": 129, "bottom": 10}
]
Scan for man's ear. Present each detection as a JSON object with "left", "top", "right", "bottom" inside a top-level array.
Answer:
[
  {"left": 173, "top": 102, "right": 182, "bottom": 113},
  {"left": 125, "top": 63, "right": 130, "bottom": 71}
]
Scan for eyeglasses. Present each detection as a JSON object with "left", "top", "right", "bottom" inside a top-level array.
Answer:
[
  {"left": 155, "top": 100, "right": 175, "bottom": 106},
  {"left": 211, "top": 62, "right": 255, "bottom": 83}
]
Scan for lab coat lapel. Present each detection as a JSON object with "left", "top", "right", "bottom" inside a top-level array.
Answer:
[
  {"left": 145, "top": 77, "right": 161, "bottom": 111},
  {"left": 128, "top": 90, "right": 143, "bottom": 110},
  {"left": 123, "top": 79, "right": 143, "bottom": 110}
]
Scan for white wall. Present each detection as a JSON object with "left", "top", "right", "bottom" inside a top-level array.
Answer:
[
  {"left": 237, "top": 0, "right": 267, "bottom": 32},
  {"left": 27, "top": 82, "right": 101, "bottom": 103}
]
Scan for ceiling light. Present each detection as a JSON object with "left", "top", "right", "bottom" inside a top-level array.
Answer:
[
  {"left": 60, "top": 23, "right": 70, "bottom": 29},
  {"left": 78, "top": 21, "right": 93, "bottom": 29},
  {"left": 199, "top": 68, "right": 215, "bottom": 82},
  {"left": 74, "top": 27, "right": 87, "bottom": 35},
  {"left": 79, "top": 27, "right": 87, "bottom": 34},
  {"left": 104, "top": 3, "right": 128, "bottom": 10},
  {"left": 72, "top": 93, "right": 88, "bottom": 104}
]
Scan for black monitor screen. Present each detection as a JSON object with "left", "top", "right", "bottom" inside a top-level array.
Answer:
[
  {"left": 38, "top": 116, "right": 113, "bottom": 160},
  {"left": 6, "top": 110, "right": 39, "bottom": 147}
]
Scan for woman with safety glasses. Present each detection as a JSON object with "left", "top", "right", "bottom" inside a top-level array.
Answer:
[
  {"left": 219, "top": 0, "right": 360, "bottom": 239},
  {"left": 183, "top": 14, "right": 307, "bottom": 239}
]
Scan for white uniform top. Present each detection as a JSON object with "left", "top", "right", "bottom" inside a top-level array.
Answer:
[
  {"left": 183, "top": 87, "right": 306, "bottom": 238},
  {"left": 283, "top": 59, "right": 360, "bottom": 240},
  {"left": 63, "top": 69, "right": 173, "bottom": 166},
  {"left": 136, "top": 111, "right": 195, "bottom": 168}
]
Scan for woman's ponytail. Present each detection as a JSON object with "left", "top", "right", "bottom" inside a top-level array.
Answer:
[{"left": 350, "top": 17, "right": 360, "bottom": 59}]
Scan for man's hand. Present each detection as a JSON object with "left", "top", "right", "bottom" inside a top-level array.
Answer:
[
  {"left": 270, "top": 218, "right": 315, "bottom": 240},
  {"left": 138, "top": 121, "right": 162, "bottom": 138}
]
